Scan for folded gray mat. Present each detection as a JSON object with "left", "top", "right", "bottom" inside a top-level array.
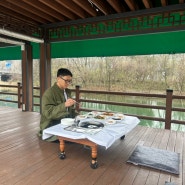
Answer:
[
  {"left": 165, "top": 182, "right": 176, "bottom": 185},
  {"left": 127, "top": 145, "right": 180, "bottom": 175}
]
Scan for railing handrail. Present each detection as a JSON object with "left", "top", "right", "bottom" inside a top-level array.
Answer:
[
  {"left": 78, "top": 89, "right": 167, "bottom": 98},
  {"left": 0, "top": 84, "right": 18, "bottom": 88},
  {"left": 0, "top": 83, "right": 185, "bottom": 130}
]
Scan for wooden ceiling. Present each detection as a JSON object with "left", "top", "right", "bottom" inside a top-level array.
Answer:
[{"left": 0, "top": 0, "right": 184, "bottom": 43}]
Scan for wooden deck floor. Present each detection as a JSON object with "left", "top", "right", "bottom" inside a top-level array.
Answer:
[{"left": 0, "top": 107, "right": 184, "bottom": 185}]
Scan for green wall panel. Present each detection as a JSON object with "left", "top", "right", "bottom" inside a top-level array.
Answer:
[
  {"left": 0, "top": 30, "right": 185, "bottom": 60},
  {"left": 0, "top": 43, "right": 39, "bottom": 60},
  {"left": 0, "top": 46, "right": 21, "bottom": 60},
  {"left": 51, "top": 31, "right": 185, "bottom": 58},
  {"left": 32, "top": 42, "right": 40, "bottom": 59}
]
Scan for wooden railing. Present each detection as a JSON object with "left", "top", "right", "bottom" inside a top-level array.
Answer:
[
  {"left": 0, "top": 83, "right": 185, "bottom": 130},
  {"left": 74, "top": 86, "right": 185, "bottom": 130},
  {"left": 0, "top": 83, "right": 22, "bottom": 108},
  {"left": 0, "top": 83, "right": 40, "bottom": 109}
]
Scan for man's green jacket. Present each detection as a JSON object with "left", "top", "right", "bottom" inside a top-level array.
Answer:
[{"left": 39, "top": 82, "right": 76, "bottom": 138}]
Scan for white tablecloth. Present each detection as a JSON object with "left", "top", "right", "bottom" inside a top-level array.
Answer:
[{"left": 42, "top": 115, "right": 140, "bottom": 149}]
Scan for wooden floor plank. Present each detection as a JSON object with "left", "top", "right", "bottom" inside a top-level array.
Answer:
[
  {"left": 171, "top": 131, "right": 184, "bottom": 185},
  {"left": 127, "top": 127, "right": 163, "bottom": 185},
  {"left": 94, "top": 126, "right": 149, "bottom": 185},
  {"left": 157, "top": 130, "right": 177, "bottom": 185},
  {"left": 0, "top": 107, "right": 183, "bottom": 185},
  {"left": 144, "top": 129, "right": 170, "bottom": 185}
]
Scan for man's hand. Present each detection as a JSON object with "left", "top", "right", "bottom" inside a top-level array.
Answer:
[{"left": 65, "top": 98, "right": 76, "bottom": 107}]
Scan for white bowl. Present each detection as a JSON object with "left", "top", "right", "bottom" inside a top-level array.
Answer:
[
  {"left": 76, "top": 115, "right": 87, "bottom": 120},
  {"left": 61, "top": 118, "right": 75, "bottom": 126}
]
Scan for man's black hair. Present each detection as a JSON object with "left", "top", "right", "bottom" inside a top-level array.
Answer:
[{"left": 57, "top": 68, "right": 73, "bottom": 77}]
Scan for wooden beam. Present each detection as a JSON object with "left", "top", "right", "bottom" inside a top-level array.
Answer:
[
  {"left": 0, "top": 1, "right": 44, "bottom": 24},
  {"left": 107, "top": 0, "right": 126, "bottom": 13},
  {"left": 125, "top": 0, "right": 139, "bottom": 11},
  {"left": 23, "top": 0, "right": 65, "bottom": 21},
  {"left": 56, "top": 0, "right": 87, "bottom": 18},
  {"left": 6, "top": 0, "right": 55, "bottom": 23},
  {"left": 142, "top": 0, "right": 153, "bottom": 9},
  {"left": 39, "top": 0, "right": 77, "bottom": 20},
  {"left": 72, "top": 0, "right": 97, "bottom": 16},
  {"left": 161, "top": 0, "right": 168, "bottom": 6},
  {"left": 89, "top": 0, "right": 114, "bottom": 15}
]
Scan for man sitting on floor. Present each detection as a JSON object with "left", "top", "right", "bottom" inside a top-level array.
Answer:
[{"left": 38, "top": 68, "right": 78, "bottom": 142}]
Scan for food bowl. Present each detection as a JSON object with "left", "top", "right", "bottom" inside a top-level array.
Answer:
[{"left": 61, "top": 118, "right": 75, "bottom": 126}]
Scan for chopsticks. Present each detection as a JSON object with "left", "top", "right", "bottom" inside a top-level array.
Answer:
[{"left": 73, "top": 100, "right": 81, "bottom": 105}]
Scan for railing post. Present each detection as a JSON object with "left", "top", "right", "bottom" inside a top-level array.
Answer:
[
  {"left": 165, "top": 89, "right": 173, "bottom": 129},
  {"left": 75, "top": 85, "right": 80, "bottom": 112},
  {"left": 17, "top": 82, "right": 22, "bottom": 109}
]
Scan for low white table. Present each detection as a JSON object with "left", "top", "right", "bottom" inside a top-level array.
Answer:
[{"left": 43, "top": 115, "right": 140, "bottom": 169}]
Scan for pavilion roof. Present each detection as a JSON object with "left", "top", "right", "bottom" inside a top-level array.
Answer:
[{"left": 0, "top": 0, "right": 184, "bottom": 46}]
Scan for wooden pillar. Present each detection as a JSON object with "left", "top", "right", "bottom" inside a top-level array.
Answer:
[
  {"left": 165, "top": 89, "right": 173, "bottom": 129},
  {"left": 17, "top": 82, "right": 21, "bottom": 109},
  {"left": 75, "top": 85, "right": 80, "bottom": 112},
  {"left": 40, "top": 42, "right": 51, "bottom": 112},
  {"left": 21, "top": 43, "right": 33, "bottom": 111}
]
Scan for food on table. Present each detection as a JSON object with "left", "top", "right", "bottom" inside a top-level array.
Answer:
[
  {"left": 105, "top": 119, "right": 116, "bottom": 125},
  {"left": 94, "top": 115, "right": 106, "bottom": 119},
  {"left": 102, "top": 112, "right": 114, "bottom": 116},
  {"left": 114, "top": 114, "right": 125, "bottom": 120},
  {"left": 75, "top": 115, "right": 87, "bottom": 121},
  {"left": 77, "top": 115, "right": 87, "bottom": 119}
]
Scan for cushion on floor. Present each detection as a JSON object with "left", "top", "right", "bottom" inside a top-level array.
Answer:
[
  {"left": 165, "top": 182, "right": 176, "bottom": 185},
  {"left": 127, "top": 145, "right": 180, "bottom": 175}
]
